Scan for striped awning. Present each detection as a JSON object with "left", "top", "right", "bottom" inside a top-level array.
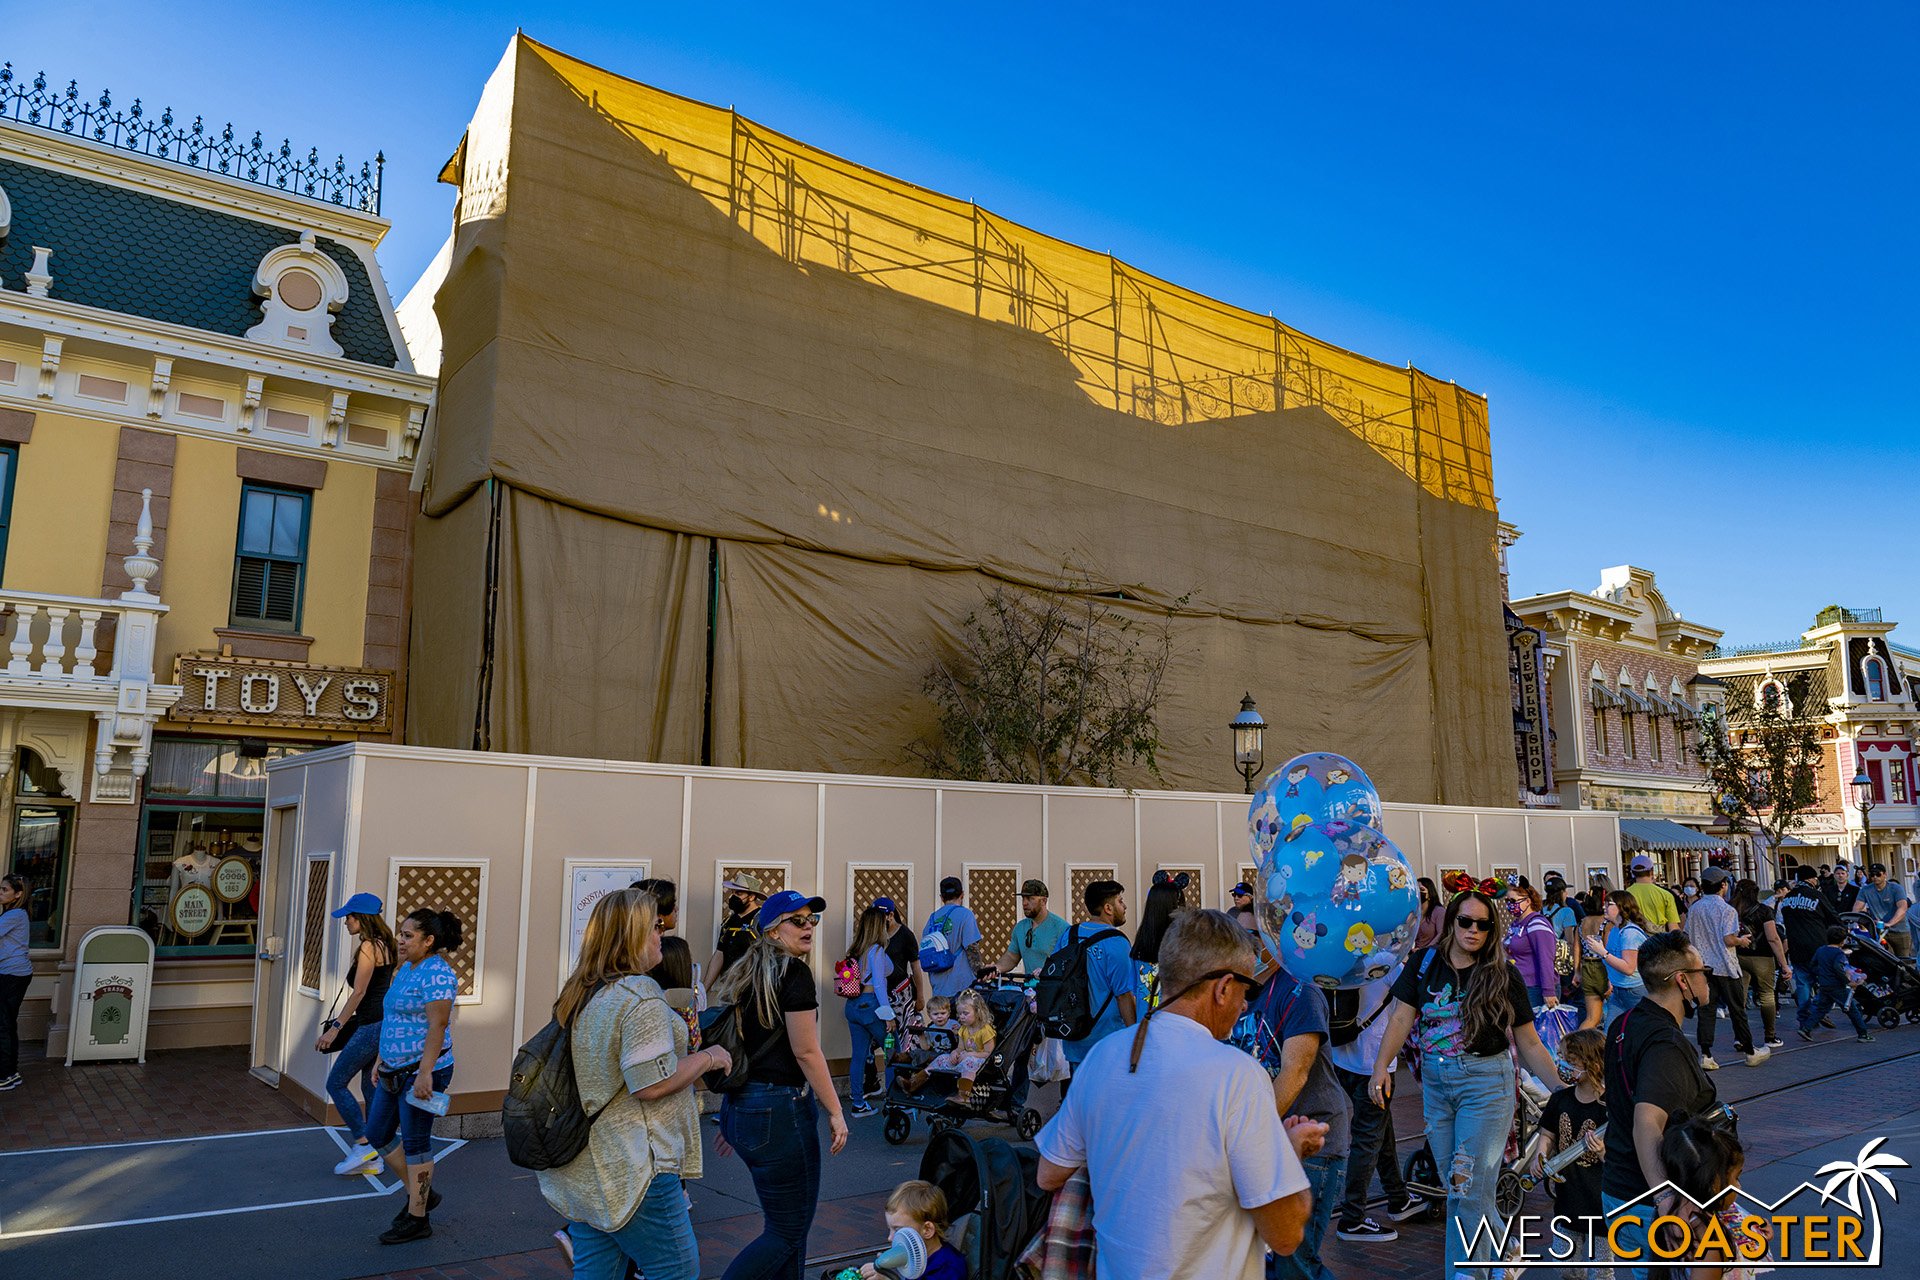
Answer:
[
  {"left": 1619, "top": 818, "right": 1728, "bottom": 852},
  {"left": 1619, "top": 688, "right": 1652, "bottom": 715}
]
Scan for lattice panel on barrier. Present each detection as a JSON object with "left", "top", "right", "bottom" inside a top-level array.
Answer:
[
  {"left": 966, "top": 866, "right": 1019, "bottom": 960},
  {"left": 1068, "top": 865, "right": 1119, "bottom": 924},
  {"left": 301, "top": 859, "right": 330, "bottom": 990},
  {"left": 395, "top": 863, "right": 484, "bottom": 995},
  {"left": 852, "top": 866, "right": 909, "bottom": 920},
  {"left": 1156, "top": 864, "right": 1206, "bottom": 913}
]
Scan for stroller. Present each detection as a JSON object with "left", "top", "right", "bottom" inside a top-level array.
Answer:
[
  {"left": 1841, "top": 910, "right": 1920, "bottom": 1029},
  {"left": 1401, "top": 1060, "right": 1555, "bottom": 1220},
  {"left": 882, "top": 978, "right": 1046, "bottom": 1146},
  {"left": 820, "top": 1128, "right": 1050, "bottom": 1280}
]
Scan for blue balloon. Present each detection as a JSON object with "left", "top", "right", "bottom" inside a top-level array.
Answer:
[
  {"left": 1253, "top": 816, "right": 1418, "bottom": 990},
  {"left": 1249, "top": 753, "right": 1383, "bottom": 850}
]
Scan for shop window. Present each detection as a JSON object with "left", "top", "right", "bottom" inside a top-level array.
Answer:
[
  {"left": 135, "top": 736, "right": 306, "bottom": 957},
  {"left": 1593, "top": 707, "right": 1609, "bottom": 755},
  {"left": 230, "top": 483, "right": 311, "bottom": 631},
  {"left": 1620, "top": 710, "right": 1635, "bottom": 759},
  {"left": 0, "top": 443, "right": 15, "bottom": 578},
  {"left": 7, "top": 748, "right": 75, "bottom": 949},
  {"left": 1892, "top": 760, "right": 1909, "bottom": 804}
]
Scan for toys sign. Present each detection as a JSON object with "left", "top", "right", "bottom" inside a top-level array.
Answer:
[{"left": 171, "top": 656, "right": 392, "bottom": 732}]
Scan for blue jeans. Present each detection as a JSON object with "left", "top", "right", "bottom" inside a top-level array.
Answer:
[
  {"left": 1602, "top": 1191, "right": 1656, "bottom": 1280},
  {"left": 1604, "top": 983, "right": 1645, "bottom": 1027},
  {"left": 844, "top": 992, "right": 889, "bottom": 1097},
  {"left": 366, "top": 1062, "right": 453, "bottom": 1161},
  {"left": 721, "top": 1083, "right": 821, "bottom": 1280},
  {"left": 1792, "top": 962, "right": 1815, "bottom": 1012},
  {"left": 1422, "top": 1052, "right": 1515, "bottom": 1280},
  {"left": 1265, "top": 1152, "right": 1346, "bottom": 1280},
  {"left": 1799, "top": 987, "right": 1868, "bottom": 1035},
  {"left": 326, "top": 1022, "right": 382, "bottom": 1142},
  {"left": 566, "top": 1171, "right": 699, "bottom": 1280}
]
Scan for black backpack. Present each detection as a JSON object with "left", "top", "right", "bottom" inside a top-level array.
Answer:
[
  {"left": 1327, "top": 986, "right": 1392, "bottom": 1047},
  {"left": 1034, "top": 925, "right": 1125, "bottom": 1041},
  {"left": 502, "top": 982, "right": 613, "bottom": 1171},
  {"left": 697, "top": 1000, "right": 789, "bottom": 1094}
]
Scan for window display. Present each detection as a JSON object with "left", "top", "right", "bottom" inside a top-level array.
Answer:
[
  {"left": 9, "top": 748, "right": 76, "bottom": 949},
  {"left": 135, "top": 736, "right": 303, "bottom": 956}
]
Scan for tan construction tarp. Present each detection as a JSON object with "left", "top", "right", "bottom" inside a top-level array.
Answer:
[{"left": 409, "top": 35, "right": 1513, "bottom": 804}]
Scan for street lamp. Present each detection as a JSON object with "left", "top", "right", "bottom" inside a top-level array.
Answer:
[
  {"left": 1231, "top": 693, "right": 1266, "bottom": 795},
  {"left": 1853, "top": 766, "right": 1876, "bottom": 868}
]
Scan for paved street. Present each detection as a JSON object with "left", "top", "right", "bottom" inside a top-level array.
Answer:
[{"left": 5, "top": 1018, "right": 1918, "bottom": 1280}]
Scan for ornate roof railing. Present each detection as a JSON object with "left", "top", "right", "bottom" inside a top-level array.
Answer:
[{"left": 0, "top": 63, "right": 382, "bottom": 214}]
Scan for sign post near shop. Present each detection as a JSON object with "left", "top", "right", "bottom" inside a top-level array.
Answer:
[{"left": 66, "top": 926, "right": 157, "bottom": 1065}]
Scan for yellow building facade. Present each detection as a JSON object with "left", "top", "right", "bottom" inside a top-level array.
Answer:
[{"left": 0, "top": 95, "right": 430, "bottom": 1051}]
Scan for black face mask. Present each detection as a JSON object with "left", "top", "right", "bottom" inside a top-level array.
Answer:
[
  {"left": 727, "top": 894, "right": 746, "bottom": 915},
  {"left": 1679, "top": 975, "right": 1700, "bottom": 1019}
]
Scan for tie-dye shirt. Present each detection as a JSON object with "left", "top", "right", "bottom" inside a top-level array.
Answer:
[{"left": 1388, "top": 947, "right": 1534, "bottom": 1060}]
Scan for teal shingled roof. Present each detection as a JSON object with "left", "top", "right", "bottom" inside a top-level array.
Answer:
[{"left": 0, "top": 156, "right": 399, "bottom": 367}]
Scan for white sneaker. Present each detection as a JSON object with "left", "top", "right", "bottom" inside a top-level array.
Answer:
[
  {"left": 1699, "top": 1054, "right": 1720, "bottom": 1070},
  {"left": 333, "top": 1144, "right": 379, "bottom": 1175},
  {"left": 1744, "top": 1047, "right": 1771, "bottom": 1066}
]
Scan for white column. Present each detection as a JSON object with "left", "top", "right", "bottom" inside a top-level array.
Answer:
[
  {"left": 6, "top": 604, "right": 36, "bottom": 675},
  {"left": 38, "top": 606, "right": 69, "bottom": 676}
]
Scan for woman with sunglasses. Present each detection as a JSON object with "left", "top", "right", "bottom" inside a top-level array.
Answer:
[
  {"left": 1368, "top": 889, "right": 1570, "bottom": 1280},
  {"left": 708, "top": 889, "right": 849, "bottom": 1280}
]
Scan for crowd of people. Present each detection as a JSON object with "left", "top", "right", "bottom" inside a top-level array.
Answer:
[{"left": 279, "top": 849, "right": 1916, "bottom": 1279}]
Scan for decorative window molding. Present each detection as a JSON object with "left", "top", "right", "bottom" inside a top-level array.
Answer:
[
  {"left": 387, "top": 858, "right": 489, "bottom": 1004},
  {"left": 845, "top": 863, "right": 913, "bottom": 949},
  {"left": 964, "top": 863, "right": 1022, "bottom": 960},
  {"left": 246, "top": 231, "right": 349, "bottom": 358},
  {"left": 298, "top": 853, "right": 331, "bottom": 996},
  {"left": 1862, "top": 656, "right": 1888, "bottom": 703},
  {"left": 1065, "top": 862, "right": 1120, "bottom": 925}
]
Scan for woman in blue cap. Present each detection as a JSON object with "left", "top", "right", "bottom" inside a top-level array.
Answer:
[
  {"left": 318, "top": 891, "right": 396, "bottom": 1175},
  {"left": 708, "top": 887, "right": 848, "bottom": 1280}
]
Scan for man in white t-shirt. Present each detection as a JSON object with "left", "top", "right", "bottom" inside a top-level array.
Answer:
[{"left": 1037, "top": 909, "right": 1320, "bottom": 1280}]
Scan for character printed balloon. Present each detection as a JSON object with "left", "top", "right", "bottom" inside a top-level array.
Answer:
[
  {"left": 1254, "top": 817, "right": 1418, "bottom": 989},
  {"left": 1248, "top": 753, "right": 1383, "bottom": 855}
]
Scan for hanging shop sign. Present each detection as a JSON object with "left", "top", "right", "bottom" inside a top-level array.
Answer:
[
  {"left": 214, "top": 856, "right": 255, "bottom": 904},
  {"left": 170, "top": 885, "right": 217, "bottom": 937},
  {"left": 170, "top": 656, "right": 392, "bottom": 733}
]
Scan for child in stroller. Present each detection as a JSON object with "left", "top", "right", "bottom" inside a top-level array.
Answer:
[
  {"left": 903, "top": 990, "right": 996, "bottom": 1102},
  {"left": 1841, "top": 909, "right": 1920, "bottom": 1030},
  {"left": 882, "top": 978, "right": 1046, "bottom": 1145}
]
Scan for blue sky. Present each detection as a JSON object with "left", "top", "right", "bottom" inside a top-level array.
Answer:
[{"left": 15, "top": 3, "right": 1917, "bottom": 643}]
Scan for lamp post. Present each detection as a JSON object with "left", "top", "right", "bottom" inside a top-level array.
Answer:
[
  {"left": 1231, "top": 693, "right": 1266, "bottom": 795},
  {"left": 1853, "top": 766, "right": 1876, "bottom": 869}
]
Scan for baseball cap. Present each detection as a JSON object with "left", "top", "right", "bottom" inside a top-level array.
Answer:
[
  {"left": 1232, "top": 882, "right": 1254, "bottom": 897},
  {"left": 723, "top": 872, "right": 769, "bottom": 898},
  {"left": 872, "top": 896, "right": 898, "bottom": 914},
  {"left": 1020, "top": 878, "right": 1049, "bottom": 897},
  {"left": 1699, "top": 866, "right": 1731, "bottom": 887},
  {"left": 331, "top": 892, "right": 383, "bottom": 919},
  {"left": 755, "top": 889, "right": 828, "bottom": 933},
  {"left": 1870, "top": 863, "right": 1888, "bottom": 876},
  {"left": 1629, "top": 854, "right": 1655, "bottom": 873},
  {"left": 939, "top": 875, "right": 963, "bottom": 899}
]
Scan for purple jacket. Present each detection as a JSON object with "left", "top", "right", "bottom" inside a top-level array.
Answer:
[{"left": 1506, "top": 911, "right": 1558, "bottom": 995}]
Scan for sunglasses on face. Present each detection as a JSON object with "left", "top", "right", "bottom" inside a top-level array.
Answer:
[
  {"left": 779, "top": 913, "right": 821, "bottom": 928},
  {"left": 1455, "top": 916, "right": 1494, "bottom": 933}
]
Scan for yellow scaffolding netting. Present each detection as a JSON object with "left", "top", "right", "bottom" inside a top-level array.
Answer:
[{"left": 530, "top": 42, "right": 1494, "bottom": 510}]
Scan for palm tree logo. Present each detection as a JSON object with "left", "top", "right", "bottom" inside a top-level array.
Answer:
[{"left": 1816, "top": 1137, "right": 1910, "bottom": 1262}]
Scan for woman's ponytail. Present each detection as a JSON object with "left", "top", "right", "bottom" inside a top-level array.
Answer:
[{"left": 405, "top": 907, "right": 464, "bottom": 954}]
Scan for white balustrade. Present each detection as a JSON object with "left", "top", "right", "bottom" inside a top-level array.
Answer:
[{"left": 0, "top": 591, "right": 155, "bottom": 684}]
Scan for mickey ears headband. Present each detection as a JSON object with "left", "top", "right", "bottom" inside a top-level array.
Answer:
[
  {"left": 1152, "top": 869, "right": 1192, "bottom": 890},
  {"left": 1443, "top": 871, "right": 1505, "bottom": 898}
]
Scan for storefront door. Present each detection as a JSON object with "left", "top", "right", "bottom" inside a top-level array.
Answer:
[{"left": 250, "top": 802, "right": 299, "bottom": 1084}]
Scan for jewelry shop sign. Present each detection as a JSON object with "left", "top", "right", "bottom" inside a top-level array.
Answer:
[{"left": 171, "top": 656, "right": 393, "bottom": 733}]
